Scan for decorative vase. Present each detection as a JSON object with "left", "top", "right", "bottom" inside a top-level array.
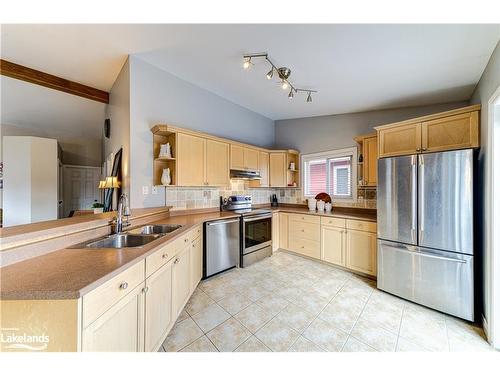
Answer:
[
  {"left": 317, "top": 200, "right": 325, "bottom": 211},
  {"left": 93, "top": 207, "right": 104, "bottom": 214},
  {"left": 325, "top": 202, "right": 332, "bottom": 212},
  {"left": 307, "top": 198, "right": 317, "bottom": 211},
  {"left": 161, "top": 168, "right": 171, "bottom": 186},
  {"left": 159, "top": 143, "right": 173, "bottom": 158}
]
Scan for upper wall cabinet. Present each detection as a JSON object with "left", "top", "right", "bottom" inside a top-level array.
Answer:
[
  {"left": 152, "top": 125, "right": 298, "bottom": 188},
  {"left": 375, "top": 105, "right": 480, "bottom": 158},
  {"left": 230, "top": 145, "right": 259, "bottom": 171},
  {"left": 355, "top": 133, "right": 378, "bottom": 187},
  {"left": 206, "top": 140, "right": 230, "bottom": 186}
]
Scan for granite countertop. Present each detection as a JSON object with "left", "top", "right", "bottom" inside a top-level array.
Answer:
[{"left": 0, "top": 206, "right": 375, "bottom": 301}]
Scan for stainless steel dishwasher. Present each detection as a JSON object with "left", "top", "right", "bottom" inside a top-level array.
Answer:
[{"left": 203, "top": 218, "right": 240, "bottom": 278}]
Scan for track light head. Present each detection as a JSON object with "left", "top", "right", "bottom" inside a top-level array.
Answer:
[
  {"left": 243, "top": 57, "right": 252, "bottom": 69},
  {"left": 281, "top": 80, "right": 289, "bottom": 90},
  {"left": 266, "top": 68, "right": 274, "bottom": 80},
  {"left": 288, "top": 89, "right": 294, "bottom": 99},
  {"left": 306, "top": 92, "right": 313, "bottom": 103}
]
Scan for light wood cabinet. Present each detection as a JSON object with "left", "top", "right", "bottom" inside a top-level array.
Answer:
[
  {"left": 205, "top": 139, "right": 230, "bottom": 186},
  {"left": 421, "top": 111, "right": 479, "bottom": 153},
  {"left": 172, "top": 244, "right": 191, "bottom": 319},
  {"left": 321, "top": 226, "right": 346, "bottom": 267},
  {"left": 244, "top": 148, "right": 259, "bottom": 170},
  {"left": 177, "top": 133, "right": 206, "bottom": 186},
  {"left": 363, "top": 136, "right": 378, "bottom": 186},
  {"left": 144, "top": 260, "right": 173, "bottom": 352},
  {"left": 288, "top": 215, "right": 320, "bottom": 259},
  {"left": 82, "top": 283, "right": 145, "bottom": 352},
  {"left": 270, "top": 152, "right": 287, "bottom": 187},
  {"left": 272, "top": 212, "right": 280, "bottom": 252},
  {"left": 376, "top": 105, "right": 480, "bottom": 158},
  {"left": 230, "top": 145, "right": 245, "bottom": 170},
  {"left": 378, "top": 122, "right": 422, "bottom": 158},
  {"left": 346, "top": 229, "right": 377, "bottom": 276},
  {"left": 190, "top": 235, "right": 202, "bottom": 292},
  {"left": 279, "top": 213, "right": 289, "bottom": 249}
]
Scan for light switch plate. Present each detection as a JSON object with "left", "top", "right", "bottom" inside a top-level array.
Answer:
[
  {"left": 152, "top": 186, "right": 158, "bottom": 195},
  {"left": 142, "top": 186, "right": 149, "bottom": 195}
]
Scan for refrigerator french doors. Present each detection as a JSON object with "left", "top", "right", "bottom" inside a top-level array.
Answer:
[{"left": 377, "top": 149, "right": 474, "bottom": 321}]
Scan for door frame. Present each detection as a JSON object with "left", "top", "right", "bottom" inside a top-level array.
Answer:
[
  {"left": 487, "top": 84, "right": 500, "bottom": 349},
  {"left": 62, "top": 164, "right": 102, "bottom": 217}
]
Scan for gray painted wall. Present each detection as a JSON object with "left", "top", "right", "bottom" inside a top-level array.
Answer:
[
  {"left": 470, "top": 40, "right": 500, "bottom": 334},
  {"left": 128, "top": 56, "right": 275, "bottom": 208},
  {"left": 104, "top": 58, "right": 131, "bottom": 198},
  {"left": 275, "top": 102, "right": 469, "bottom": 154}
]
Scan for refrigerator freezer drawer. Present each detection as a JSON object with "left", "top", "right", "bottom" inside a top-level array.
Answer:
[{"left": 377, "top": 240, "right": 474, "bottom": 321}]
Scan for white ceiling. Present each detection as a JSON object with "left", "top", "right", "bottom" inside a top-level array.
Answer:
[
  {"left": 1, "top": 76, "right": 106, "bottom": 140},
  {"left": 1, "top": 24, "right": 499, "bottom": 120}
]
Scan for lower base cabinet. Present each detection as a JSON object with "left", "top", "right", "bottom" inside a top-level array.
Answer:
[
  {"left": 145, "top": 259, "right": 173, "bottom": 352},
  {"left": 82, "top": 225, "right": 203, "bottom": 352},
  {"left": 172, "top": 245, "right": 191, "bottom": 318},
  {"left": 321, "top": 226, "right": 346, "bottom": 267},
  {"left": 278, "top": 212, "right": 377, "bottom": 277},
  {"left": 346, "top": 229, "right": 377, "bottom": 276},
  {"left": 190, "top": 236, "right": 202, "bottom": 292},
  {"left": 82, "top": 283, "right": 145, "bottom": 352}
]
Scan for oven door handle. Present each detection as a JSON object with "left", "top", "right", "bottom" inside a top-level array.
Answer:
[{"left": 243, "top": 214, "right": 273, "bottom": 222}]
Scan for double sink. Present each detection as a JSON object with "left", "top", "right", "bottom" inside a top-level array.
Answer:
[{"left": 75, "top": 224, "right": 183, "bottom": 249}]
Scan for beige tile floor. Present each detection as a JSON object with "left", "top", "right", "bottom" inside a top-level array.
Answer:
[{"left": 161, "top": 251, "right": 494, "bottom": 352}]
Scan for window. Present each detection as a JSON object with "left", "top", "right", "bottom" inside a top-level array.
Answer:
[{"left": 303, "top": 147, "right": 357, "bottom": 200}]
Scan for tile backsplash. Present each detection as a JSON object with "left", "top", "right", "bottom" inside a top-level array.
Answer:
[{"left": 165, "top": 180, "right": 376, "bottom": 210}]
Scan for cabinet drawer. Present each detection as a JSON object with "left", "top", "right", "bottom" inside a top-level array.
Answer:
[
  {"left": 289, "top": 220, "right": 320, "bottom": 242},
  {"left": 146, "top": 242, "right": 176, "bottom": 277},
  {"left": 346, "top": 219, "right": 376, "bottom": 233},
  {"left": 83, "top": 260, "right": 145, "bottom": 328},
  {"left": 321, "top": 217, "right": 346, "bottom": 228},
  {"left": 289, "top": 213, "right": 320, "bottom": 225},
  {"left": 288, "top": 237, "right": 320, "bottom": 259},
  {"left": 190, "top": 225, "right": 202, "bottom": 241}
]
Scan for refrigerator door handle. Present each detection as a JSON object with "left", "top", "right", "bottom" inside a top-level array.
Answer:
[
  {"left": 411, "top": 155, "right": 417, "bottom": 243},
  {"left": 388, "top": 245, "right": 467, "bottom": 264},
  {"left": 418, "top": 154, "right": 425, "bottom": 242}
]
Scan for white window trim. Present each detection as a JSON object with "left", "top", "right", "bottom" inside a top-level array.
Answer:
[{"left": 301, "top": 146, "right": 358, "bottom": 201}]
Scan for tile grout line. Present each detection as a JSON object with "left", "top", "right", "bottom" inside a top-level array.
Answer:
[{"left": 393, "top": 301, "right": 407, "bottom": 351}]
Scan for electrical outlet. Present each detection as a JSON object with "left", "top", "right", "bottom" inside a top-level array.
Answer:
[
  {"left": 152, "top": 186, "right": 158, "bottom": 195},
  {"left": 142, "top": 186, "right": 149, "bottom": 195}
]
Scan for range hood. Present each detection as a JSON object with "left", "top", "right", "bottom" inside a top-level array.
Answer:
[{"left": 230, "top": 169, "right": 262, "bottom": 180}]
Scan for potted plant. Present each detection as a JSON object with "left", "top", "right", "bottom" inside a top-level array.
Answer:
[{"left": 92, "top": 201, "right": 105, "bottom": 214}]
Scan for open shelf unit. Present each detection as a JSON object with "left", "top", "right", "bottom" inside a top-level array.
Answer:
[
  {"left": 151, "top": 125, "right": 177, "bottom": 186},
  {"left": 286, "top": 150, "right": 300, "bottom": 187}
]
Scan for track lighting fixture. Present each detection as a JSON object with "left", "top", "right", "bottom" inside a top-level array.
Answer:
[
  {"left": 242, "top": 53, "right": 317, "bottom": 102},
  {"left": 243, "top": 57, "right": 252, "bottom": 69},
  {"left": 266, "top": 68, "right": 274, "bottom": 80}
]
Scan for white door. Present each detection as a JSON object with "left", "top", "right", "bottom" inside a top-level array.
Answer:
[{"left": 63, "top": 165, "right": 101, "bottom": 217}]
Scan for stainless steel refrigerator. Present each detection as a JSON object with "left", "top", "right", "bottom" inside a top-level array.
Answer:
[{"left": 377, "top": 149, "right": 474, "bottom": 321}]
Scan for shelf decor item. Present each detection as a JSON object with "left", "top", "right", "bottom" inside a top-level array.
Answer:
[
  {"left": 92, "top": 201, "right": 104, "bottom": 214},
  {"left": 325, "top": 202, "right": 333, "bottom": 212},
  {"left": 307, "top": 198, "right": 317, "bottom": 211},
  {"left": 317, "top": 200, "right": 325, "bottom": 211},
  {"left": 314, "top": 192, "right": 332, "bottom": 203},
  {"left": 161, "top": 168, "right": 171, "bottom": 186},
  {"left": 159, "top": 143, "right": 172, "bottom": 159},
  {"left": 289, "top": 161, "right": 295, "bottom": 170}
]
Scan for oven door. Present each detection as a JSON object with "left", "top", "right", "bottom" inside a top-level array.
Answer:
[{"left": 242, "top": 214, "right": 272, "bottom": 255}]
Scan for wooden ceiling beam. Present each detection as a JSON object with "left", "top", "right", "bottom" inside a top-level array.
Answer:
[{"left": 0, "top": 59, "right": 109, "bottom": 104}]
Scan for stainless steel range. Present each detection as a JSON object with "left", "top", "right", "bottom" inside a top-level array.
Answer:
[{"left": 221, "top": 195, "right": 273, "bottom": 267}]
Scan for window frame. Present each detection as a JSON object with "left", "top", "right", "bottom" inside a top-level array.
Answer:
[{"left": 301, "top": 146, "right": 358, "bottom": 201}]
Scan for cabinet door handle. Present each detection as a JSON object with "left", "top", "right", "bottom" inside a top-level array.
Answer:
[
  {"left": 416, "top": 147, "right": 421, "bottom": 152},
  {"left": 174, "top": 258, "right": 180, "bottom": 264},
  {"left": 422, "top": 147, "right": 427, "bottom": 151},
  {"left": 119, "top": 282, "right": 128, "bottom": 290},
  {"left": 162, "top": 253, "right": 169, "bottom": 259},
  {"left": 184, "top": 238, "right": 189, "bottom": 243},
  {"left": 142, "top": 286, "right": 149, "bottom": 293}
]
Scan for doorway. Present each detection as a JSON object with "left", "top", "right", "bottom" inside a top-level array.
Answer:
[
  {"left": 489, "top": 85, "right": 500, "bottom": 349},
  {"left": 62, "top": 165, "right": 101, "bottom": 217}
]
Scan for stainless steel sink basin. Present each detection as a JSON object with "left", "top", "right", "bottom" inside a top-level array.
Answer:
[
  {"left": 84, "top": 234, "right": 160, "bottom": 248},
  {"left": 128, "top": 224, "right": 182, "bottom": 235}
]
